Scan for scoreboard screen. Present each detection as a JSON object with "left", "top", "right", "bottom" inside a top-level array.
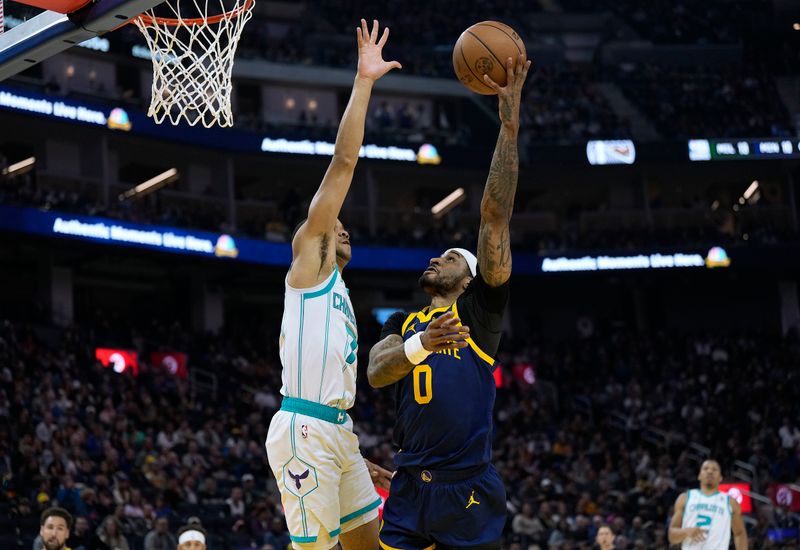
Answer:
[{"left": 689, "top": 138, "right": 800, "bottom": 161}]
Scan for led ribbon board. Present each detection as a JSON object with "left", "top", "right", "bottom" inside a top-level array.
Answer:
[{"left": 0, "top": 205, "right": 737, "bottom": 275}]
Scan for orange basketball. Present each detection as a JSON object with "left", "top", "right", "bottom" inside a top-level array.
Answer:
[{"left": 452, "top": 21, "right": 526, "bottom": 95}]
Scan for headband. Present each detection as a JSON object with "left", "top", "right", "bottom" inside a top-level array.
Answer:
[
  {"left": 444, "top": 248, "right": 477, "bottom": 277},
  {"left": 179, "top": 530, "right": 206, "bottom": 545}
]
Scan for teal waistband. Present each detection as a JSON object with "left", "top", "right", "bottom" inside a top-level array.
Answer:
[{"left": 281, "top": 397, "right": 348, "bottom": 425}]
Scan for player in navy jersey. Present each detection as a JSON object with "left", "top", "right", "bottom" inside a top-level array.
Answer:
[{"left": 367, "top": 53, "right": 531, "bottom": 550}]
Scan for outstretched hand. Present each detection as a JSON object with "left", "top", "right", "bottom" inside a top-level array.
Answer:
[
  {"left": 483, "top": 54, "right": 531, "bottom": 131},
  {"left": 356, "top": 19, "right": 402, "bottom": 82}
]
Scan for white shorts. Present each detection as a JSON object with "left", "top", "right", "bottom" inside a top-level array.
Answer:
[{"left": 266, "top": 409, "right": 381, "bottom": 550}]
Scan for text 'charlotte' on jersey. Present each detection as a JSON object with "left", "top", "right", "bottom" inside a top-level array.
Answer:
[{"left": 280, "top": 267, "right": 359, "bottom": 409}]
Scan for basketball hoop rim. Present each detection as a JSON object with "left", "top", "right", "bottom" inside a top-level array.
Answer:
[{"left": 133, "top": 0, "right": 253, "bottom": 27}]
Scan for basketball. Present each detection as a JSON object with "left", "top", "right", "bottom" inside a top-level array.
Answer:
[{"left": 452, "top": 21, "right": 527, "bottom": 95}]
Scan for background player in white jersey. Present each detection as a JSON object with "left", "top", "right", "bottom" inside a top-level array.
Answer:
[
  {"left": 668, "top": 459, "right": 748, "bottom": 550},
  {"left": 265, "top": 18, "right": 399, "bottom": 550}
]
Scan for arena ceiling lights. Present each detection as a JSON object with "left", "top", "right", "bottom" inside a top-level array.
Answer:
[
  {"left": 118, "top": 168, "right": 179, "bottom": 201},
  {"left": 1, "top": 156, "right": 35, "bottom": 176},
  {"left": 431, "top": 188, "right": 465, "bottom": 219}
]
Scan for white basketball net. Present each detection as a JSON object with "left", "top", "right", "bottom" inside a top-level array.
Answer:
[{"left": 133, "top": 0, "right": 254, "bottom": 128}]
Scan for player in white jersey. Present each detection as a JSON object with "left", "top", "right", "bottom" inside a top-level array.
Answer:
[
  {"left": 668, "top": 459, "right": 748, "bottom": 550},
  {"left": 265, "top": 18, "right": 400, "bottom": 550}
]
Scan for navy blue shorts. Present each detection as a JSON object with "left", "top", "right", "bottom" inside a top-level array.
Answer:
[{"left": 379, "top": 464, "right": 506, "bottom": 550}]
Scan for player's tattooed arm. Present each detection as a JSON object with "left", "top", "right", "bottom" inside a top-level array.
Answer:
[
  {"left": 477, "top": 54, "right": 531, "bottom": 287},
  {"left": 368, "top": 312, "right": 469, "bottom": 388},
  {"left": 367, "top": 335, "right": 414, "bottom": 388}
]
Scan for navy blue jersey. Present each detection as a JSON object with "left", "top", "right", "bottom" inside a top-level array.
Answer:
[{"left": 381, "top": 271, "right": 509, "bottom": 471}]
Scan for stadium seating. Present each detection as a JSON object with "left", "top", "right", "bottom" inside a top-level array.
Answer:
[{"left": 2, "top": 315, "right": 800, "bottom": 548}]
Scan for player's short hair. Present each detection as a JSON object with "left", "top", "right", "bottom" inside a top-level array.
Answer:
[
  {"left": 702, "top": 458, "right": 722, "bottom": 472},
  {"left": 40, "top": 507, "right": 73, "bottom": 529},
  {"left": 597, "top": 524, "right": 614, "bottom": 533}
]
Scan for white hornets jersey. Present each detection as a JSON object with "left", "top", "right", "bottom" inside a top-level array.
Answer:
[
  {"left": 279, "top": 267, "right": 358, "bottom": 409},
  {"left": 681, "top": 489, "right": 732, "bottom": 550}
]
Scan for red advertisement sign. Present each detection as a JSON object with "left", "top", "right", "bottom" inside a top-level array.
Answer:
[
  {"left": 95, "top": 348, "right": 139, "bottom": 377},
  {"left": 719, "top": 483, "right": 752, "bottom": 514},
  {"left": 150, "top": 351, "right": 188, "bottom": 379},
  {"left": 493, "top": 366, "right": 503, "bottom": 388},
  {"left": 769, "top": 484, "right": 800, "bottom": 512}
]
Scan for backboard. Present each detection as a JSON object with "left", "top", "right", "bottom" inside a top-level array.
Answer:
[{"left": 0, "top": 0, "right": 164, "bottom": 81}]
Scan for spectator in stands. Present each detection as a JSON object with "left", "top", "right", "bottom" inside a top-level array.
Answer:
[
  {"left": 225, "top": 486, "right": 246, "bottom": 519},
  {"left": 111, "top": 473, "right": 131, "bottom": 506},
  {"left": 263, "top": 517, "right": 291, "bottom": 550},
  {"left": 778, "top": 417, "right": 800, "bottom": 449},
  {"left": 56, "top": 475, "right": 85, "bottom": 517},
  {"left": 512, "top": 502, "right": 545, "bottom": 547},
  {"left": 96, "top": 516, "right": 129, "bottom": 550},
  {"left": 66, "top": 516, "right": 92, "bottom": 550},
  {"left": 143, "top": 517, "right": 177, "bottom": 550},
  {"left": 241, "top": 473, "right": 261, "bottom": 507}
]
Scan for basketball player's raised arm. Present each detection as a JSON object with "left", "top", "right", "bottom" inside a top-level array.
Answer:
[
  {"left": 476, "top": 54, "right": 531, "bottom": 287},
  {"left": 289, "top": 20, "right": 401, "bottom": 287},
  {"left": 668, "top": 493, "right": 707, "bottom": 545},
  {"left": 730, "top": 498, "right": 748, "bottom": 549}
]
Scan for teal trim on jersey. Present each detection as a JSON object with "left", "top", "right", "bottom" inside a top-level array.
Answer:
[
  {"left": 282, "top": 397, "right": 348, "bottom": 424},
  {"left": 281, "top": 413, "right": 320, "bottom": 538},
  {"left": 317, "top": 291, "right": 332, "bottom": 402},
  {"left": 300, "top": 499, "right": 308, "bottom": 536},
  {"left": 290, "top": 535, "right": 317, "bottom": 543},
  {"left": 329, "top": 528, "right": 342, "bottom": 538},
  {"left": 298, "top": 268, "right": 336, "bottom": 399},
  {"left": 290, "top": 414, "right": 307, "bottom": 537},
  {"left": 303, "top": 267, "right": 338, "bottom": 299},
  {"left": 727, "top": 495, "right": 733, "bottom": 515},
  {"left": 297, "top": 298, "right": 304, "bottom": 394},
  {"left": 340, "top": 496, "right": 382, "bottom": 524}
]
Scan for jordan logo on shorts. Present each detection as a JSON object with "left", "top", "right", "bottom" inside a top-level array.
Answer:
[
  {"left": 288, "top": 468, "right": 310, "bottom": 489},
  {"left": 466, "top": 490, "right": 480, "bottom": 509}
]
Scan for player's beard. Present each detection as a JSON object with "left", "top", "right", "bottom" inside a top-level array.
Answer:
[
  {"left": 42, "top": 538, "right": 65, "bottom": 550},
  {"left": 418, "top": 271, "right": 460, "bottom": 294}
]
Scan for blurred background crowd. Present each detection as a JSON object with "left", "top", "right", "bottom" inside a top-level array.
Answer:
[{"left": 2, "top": 314, "right": 800, "bottom": 548}]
